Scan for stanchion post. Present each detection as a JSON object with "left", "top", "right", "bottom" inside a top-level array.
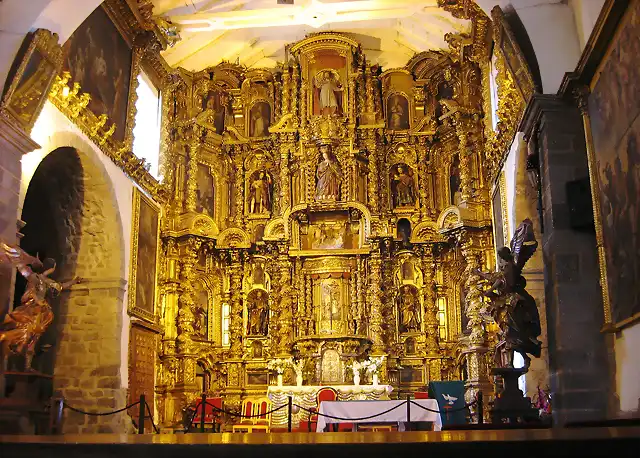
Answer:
[
  {"left": 477, "top": 391, "right": 484, "bottom": 425},
  {"left": 200, "top": 394, "right": 207, "bottom": 433},
  {"left": 406, "top": 395, "right": 411, "bottom": 432},
  {"left": 50, "top": 397, "right": 64, "bottom": 434},
  {"left": 287, "top": 396, "right": 293, "bottom": 432},
  {"left": 138, "top": 394, "right": 146, "bottom": 434}
]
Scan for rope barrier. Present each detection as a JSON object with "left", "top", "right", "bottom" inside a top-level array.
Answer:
[
  {"left": 205, "top": 401, "right": 288, "bottom": 418},
  {"left": 294, "top": 401, "right": 406, "bottom": 421},
  {"left": 184, "top": 401, "right": 203, "bottom": 433},
  {"left": 145, "top": 401, "right": 160, "bottom": 434},
  {"left": 409, "top": 399, "right": 477, "bottom": 414},
  {"left": 64, "top": 400, "right": 140, "bottom": 417}
]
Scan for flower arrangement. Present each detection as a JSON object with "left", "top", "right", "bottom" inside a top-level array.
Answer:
[
  {"left": 267, "top": 357, "right": 292, "bottom": 374},
  {"left": 350, "top": 360, "right": 363, "bottom": 377},
  {"left": 291, "top": 358, "right": 304, "bottom": 377},
  {"left": 361, "top": 356, "right": 385, "bottom": 375}
]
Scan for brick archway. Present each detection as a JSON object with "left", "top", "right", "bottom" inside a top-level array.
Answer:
[{"left": 19, "top": 135, "right": 127, "bottom": 433}]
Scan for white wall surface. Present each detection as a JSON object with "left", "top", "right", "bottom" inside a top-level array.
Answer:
[{"left": 615, "top": 323, "right": 640, "bottom": 413}]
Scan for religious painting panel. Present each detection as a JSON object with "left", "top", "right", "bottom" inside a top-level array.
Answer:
[
  {"left": 1, "top": 29, "right": 62, "bottom": 132},
  {"left": 314, "top": 276, "right": 349, "bottom": 335},
  {"left": 398, "top": 285, "right": 420, "bottom": 334},
  {"left": 246, "top": 289, "right": 269, "bottom": 336},
  {"left": 387, "top": 94, "right": 410, "bottom": 131},
  {"left": 247, "top": 372, "right": 268, "bottom": 386},
  {"left": 399, "top": 367, "right": 423, "bottom": 384},
  {"left": 304, "top": 211, "right": 359, "bottom": 250},
  {"left": 449, "top": 155, "right": 462, "bottom": 206},
  {"left": 249, "top": 101, "right": 271, "bottom": 137},
  {"left": 62, "top": 5, "right": 133, "bottom": 142},
  {"left": 588, "top": 1, "right": 640, "bottom": 327},
  {"left": 196, "top": 163, "right": 215, "bottom": 218},
  {"left": 310, "top": 51, "right": 347, "bottom": 116},
  {"left": 390, "top": 163, "right": 417, "bottom": 208},
  {"left": 247, "top": 170, "right": 273, "bottom": 215},
  {"left": 128, "top": 188, "right": 160, "bottom": 321},
  {"left": 193, "top": 281, "right": 210, "bottom": 340}
]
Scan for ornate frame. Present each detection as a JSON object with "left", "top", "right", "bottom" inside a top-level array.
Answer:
[
  {"left": 129, "top": 187, "right": 162, "bottom": 322},
  {"left": 1, "top": 29, "right": 63, "bottom": 133}
]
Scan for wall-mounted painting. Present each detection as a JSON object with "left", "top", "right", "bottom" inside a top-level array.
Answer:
[
  {"left": 1, "top": 29, "right": 63, "bottom": 132},
  {"left": 62, "top": 5, "right": 133, "bottom": 142},
  {"left": 588, "top": 0, "right": 640, "bottom": 328},
  {"left": 387, "top": 94, "right": 410, "bottom": 130},
  {"left": 196, "top": 163, "right": 215, "bottom": 218},
  {"left": 129, "top": 188, "right": 160, "bottom": 322}
]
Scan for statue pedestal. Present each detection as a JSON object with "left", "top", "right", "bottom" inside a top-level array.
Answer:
[
  {"left": 0, "top": 371, "right": 52, "bottom": 434},
  {"left": 490, "top": 368, "right": 539, "bottom": 424}
]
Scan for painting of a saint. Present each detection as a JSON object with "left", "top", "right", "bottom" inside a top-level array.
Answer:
[
  {"left": 248, "top": 170, "right": 272, "bottom": 214},
  {"left": 314, "top": 69, "right": 343, "bottom": 116},
  {"left": 131, "top": 191, "right": 159, "bottom": 317},
  {"left": 315, "top": 145, "right": 342, "bottom": 202},
  {"left": 196, "top": 164, "right": 214, "bottom": 218},
  {"left": 63, "top": 6, "right": 132, "bottom": 142},
  {"left": 194, "top": 283, "right": 209, "bottom": 339},
  {"left": 398, "top": 285, "right": 420, "bottom": 333},
  {"left": 319, "top": 279, "right": 342, "bottom": 334},
  {"left": 588, "top": 1, "right": 640, "bottom": 325},
  {"left": 387, "top": 95, "right": 409, "bottom": 130},
  {"left": 390, "top": 164, "right": 416, "bottom": 207},
  {"left": 250, "top": 102, "right": 271, "bottom": 137}
]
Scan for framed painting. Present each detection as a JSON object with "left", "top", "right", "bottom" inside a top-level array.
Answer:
[
  {"left": 1, "top": 29, "right": 63, "bottom": 132},
  {"left": 62, "top": 5, "right": 136, "bottom": 143},
  {"left": 129, "top": 188, "right": 161, "bottom": 322},
  {"left": 588, "top": 0, "right": 640, "bottom": 329}
]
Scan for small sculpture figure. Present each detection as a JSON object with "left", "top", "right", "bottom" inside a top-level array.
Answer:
[
  {"left": 476, "top": 219, "right": 542, "bottom": 369},
  {"left": 391, "top": 164, "right": 416, "bottom": 207},
  {"left": 250, "top": 103, "right": 270, "bottom": 137},
  {"left": 315, "top": 145, "right": 342, "bottom": 202},
  {"left": 315, "top": 70, "right": 343, "bottom": 116},
  {"left": 249, "top": 171, "right": 271, "bottom": 214},
  {"left": 0, "top": 241, "right": 81, "bottom": 371},
  {"left": 388, "top": 95, "right": 409, "bottom": 130},
  {"left": 399, "top": 285, "right": 420, "bottom": 333},
  {"left": 247, "top": 290, "right": 268, "bottom": 336}
]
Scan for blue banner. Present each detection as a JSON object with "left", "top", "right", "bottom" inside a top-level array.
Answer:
[{"left": 428, "top": 381, "right": 467, "bottom": 426}]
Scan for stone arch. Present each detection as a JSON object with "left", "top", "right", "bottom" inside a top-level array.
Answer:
[{"left": 19, "top": 132, "right": 127, "bottom": 434}]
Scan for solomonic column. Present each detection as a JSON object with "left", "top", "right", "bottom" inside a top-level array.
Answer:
[
  {"left": 228, "top": 250, "right": 244, "bottom": 358},
  {"left": 367, "top": 240, "right": 385, "bottom": 353}
]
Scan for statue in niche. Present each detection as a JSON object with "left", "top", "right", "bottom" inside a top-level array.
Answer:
[
  {"left": 387, "top": 94, "right": 409, "bottom": 130},
  {"left": 402, "top": 261, "right": 414, "bottom": 281},
  {"left": 246, "top": 290, "right": 269, "bottom": 336},
  {"left": 391, "top": 164, "right": 416, "bottom": 207},
  {"left": 450, "top": 155, "right": 462, "bottom": 206},
  {"left": 314, "top": 69, "right": 343, "bottom": 116},
  {"left": 252, "top": 263, "right": 265, "bottom": 285},
  {"left": 194, "top": 286, "right": 208, "bottom": 339},
  {"left": 315, "top": 145, "right": 342, "bottom": 202},
  {"left": 398, "top": 285, "right": 420, "bottom": 333},
  {"left": 435, "top": 79, "right": 454, "bottom": 121},
  {"left": 250, "top": 102, "right": 270, "bottom": 137},
  {"left": 249, "top": 170, "right": 272, "bottom": 214},
  {"left": 199, "top": 90, "right": 231, "bottom": 135},
  {"left": 196, "top": 164, "right": 214, "bottom": 218}
]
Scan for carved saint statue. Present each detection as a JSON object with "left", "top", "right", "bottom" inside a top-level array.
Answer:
[
  {"left": 0, "top": 241, "right": 80, "bottom": 370},
  {"left": 388, "top": 95, "right": 409, "bottom": 130},
  {"left": 315, "top": 145, "right": 342, "bottom": 202},
  {"left": 399, "top": 285, "right": 420, "bottom": 333},
  {"left": 391, "top": 164, "right": 416, "bottom": 207},
  {"left": 247, "top": 290, "right": 269, "bottom": 336},
  {"left": 315, "top": 70, "right": 343, "bottom": 116},
  {"left": 249, "top": 171, "right": 271, "bottom": 214},
  {"left": 250, "top": 102, "right": 270, "bottom": 137},
  {"left": 476, "top": 219, "right": 542, "bottom": 369}
]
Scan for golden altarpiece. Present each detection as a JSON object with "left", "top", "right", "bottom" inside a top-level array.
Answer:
[{"left": 155, "top": 28, "right": 496, "bottom": 426}]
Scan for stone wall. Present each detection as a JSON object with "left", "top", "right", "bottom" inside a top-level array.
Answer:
[{"left": 525, "top": 95, "right": 612, "bottom": 425}]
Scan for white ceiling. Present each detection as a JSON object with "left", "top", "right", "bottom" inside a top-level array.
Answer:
[{"left": 153, "top": 0, "right": 470, "bottom": 71}]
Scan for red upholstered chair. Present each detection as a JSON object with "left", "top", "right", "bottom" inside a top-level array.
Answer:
[
  {"left": 414, "top": 391, "right": 430, "bottom": 399},
  {"left": 192, "top": 396, "right": 222, "bottom": 431},
  {"left": 307, "top": 387, "right": 338, "bottom": 432}
]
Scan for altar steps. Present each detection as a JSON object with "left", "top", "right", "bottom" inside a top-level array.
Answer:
[{"left": 2, "top": 428, "right": 640, "bottom": 458}]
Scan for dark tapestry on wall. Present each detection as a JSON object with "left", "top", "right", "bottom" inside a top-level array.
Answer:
[
  {"left": 62, "top": 5, "right": 132, "bottom": 142},
  {"left": 588, "top": 0, "right": 640, "bottom": 325}
]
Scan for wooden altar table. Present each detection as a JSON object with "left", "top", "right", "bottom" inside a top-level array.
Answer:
[
  {"left": 316, "top": 399, "right": 442, "bottom": 432},
  {"left": 267, "top": 385, "right": 393, "bottom": 427}
]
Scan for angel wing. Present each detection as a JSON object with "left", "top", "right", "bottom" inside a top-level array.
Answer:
[
  {"left": 0, "top": 240, "right": 41, "bottom": 269},
  {"left": 509, "top": 219, "right": 538, "bottom": 272}
]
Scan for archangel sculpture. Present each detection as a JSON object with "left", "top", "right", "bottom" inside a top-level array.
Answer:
[
  {"left": 475, "top": 219, "right": 542, "bottom": 370},
  {"left": 0, "top": 240, "right": 80, "bottom": 371}
]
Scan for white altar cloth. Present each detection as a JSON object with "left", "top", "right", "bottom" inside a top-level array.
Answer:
[
  {"left": 316, "top": 399, "right": 442, "bottom": 432},
  {"left": 267, "top": 385, "right": 393, "bottom": 426}
]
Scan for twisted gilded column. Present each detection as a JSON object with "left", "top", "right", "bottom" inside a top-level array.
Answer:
[
  {"left": 279, "top": 136, "right": 292, "bottom": 212},
  {"left": 185, "top": 130, "right": 201, "bottom": 213},
  {"left": 421, "top": 255, "right": 439, "bottom": 353},
  {"left": 367, "top": 241, "right": 385, "bottom": 353},
  {"left": 291, "top": 65, "right": 300, "bottom": 124},
  {"left": 233, "top": 150, "right": 244, "bottom": 223},
  {"left": 364, "top": 131, "right": 379, "bottom": 214},
  {"left": 459, "top": 230, "right": 492, "bottom": 419},
  {"left": 455, "top": 118, "right": 473, "bottom": 203},
  {"left": 228, "top": 250, "right": 244, "bottom": 358},
  {"left": 282, "top": 69, "right": 291, "bottom": 116},
  {"left": 276, "top": 249, "right": 294, "bottom": 356}
]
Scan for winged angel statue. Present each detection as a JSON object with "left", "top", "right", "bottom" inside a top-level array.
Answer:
[
  {"left": 475, "top": 219, "right": 542, "bottom": 370},
  {"left": 0, "top": 240, "right": 80, "bottom": 371}
]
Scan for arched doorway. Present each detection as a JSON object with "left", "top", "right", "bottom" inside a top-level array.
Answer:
[{"left": 16, "top": 144, "right": 127, "bottom": 433}]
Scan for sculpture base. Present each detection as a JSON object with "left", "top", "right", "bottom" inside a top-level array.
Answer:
[
  {"left": 0, "top": 371, "right": 52, "bottom": 434},
  {"left": 490, "top": 368, "right": 539, "bottom": 424}
]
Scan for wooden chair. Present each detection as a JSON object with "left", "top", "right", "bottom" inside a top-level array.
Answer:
[
  {"left": 307, "top": 387, "right": 341, "bottom": 432},
  {"left": 231, "top": 397, "right": 272, "bottom": 433}
]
